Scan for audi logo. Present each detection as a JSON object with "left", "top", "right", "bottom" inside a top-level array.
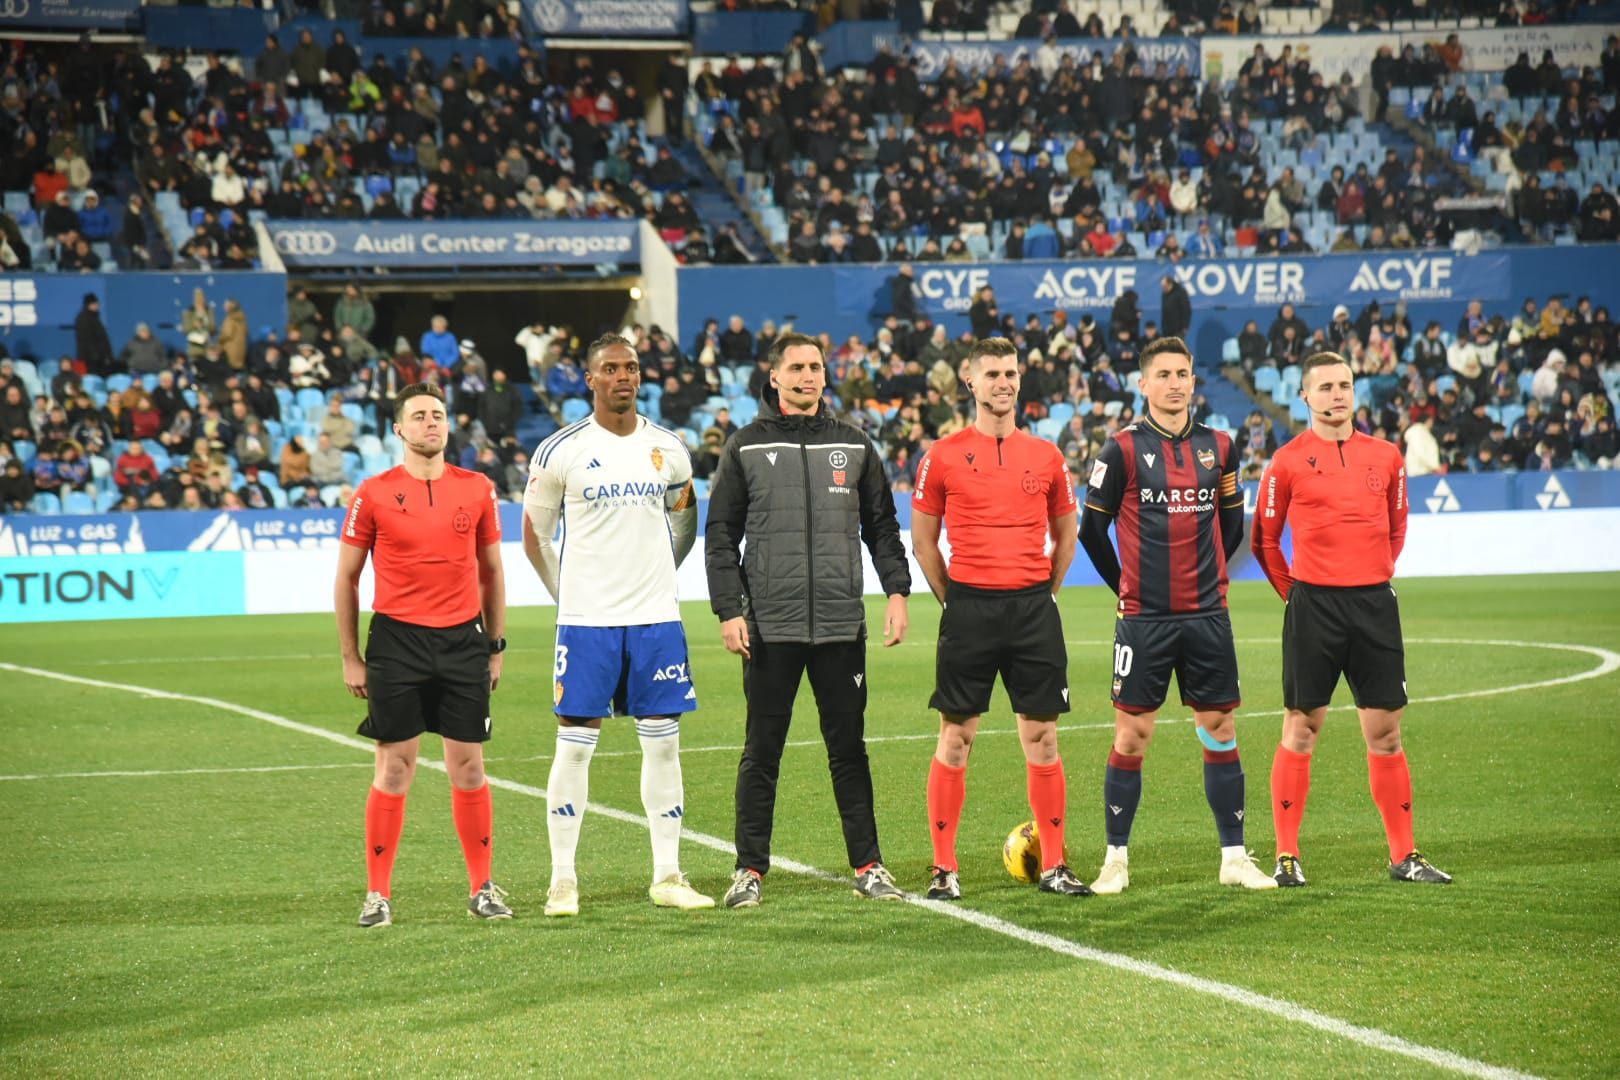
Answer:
[{"left": 273, "top": 229, "right": 339, "bottom": 256}]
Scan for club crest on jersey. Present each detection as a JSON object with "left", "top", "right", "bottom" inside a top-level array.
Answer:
[
  {"left": 1197, "top": 448, "right": 1216, "bottom": 470},
  {"left": 452, "top": 510, "right": 472, "bottom": 533},
  {"left": 650, "top": 447, "right": 664, "bottom": 472},
  {"left": 554, "top": 680, "right": 565, "bottom": 705},
  {"left": 1112, "top": 677, "right": 1123, "bottom": 696}
]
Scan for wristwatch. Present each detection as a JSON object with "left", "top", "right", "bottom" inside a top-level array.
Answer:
[{"left": 488, "top": 636, "right": 507, "bottom": 654}]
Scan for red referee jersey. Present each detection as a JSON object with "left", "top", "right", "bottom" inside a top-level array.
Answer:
[
  {"left": 341, "top": 464, "right": 501, "bottom": 627},
  {"left": 912, "top": 426, "right": 1077, "bottom": 589},
  {"left": 1251, "top": 429, "right": 1407, "bottom": 597}
]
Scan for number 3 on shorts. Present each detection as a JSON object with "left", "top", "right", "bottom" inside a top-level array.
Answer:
[
  {"left": 1113, "top": 643, "right": 1134, "bottom": 677},
  {"left": 554, "top": 645, "right": 569, "bottom": 678}
]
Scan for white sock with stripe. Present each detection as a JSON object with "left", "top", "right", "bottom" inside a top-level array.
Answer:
[
  {"left": 636, "top": 717, "right": 684, "bottom": 883},
  {"left": 547, "top": 725, "right": 597, "bottom": 888}
]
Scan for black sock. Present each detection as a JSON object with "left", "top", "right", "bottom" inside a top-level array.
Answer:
[
  {"left": 1104, "top": 750, "right": 1143, "bottom": 847},
  {"left": 1203, "top": 749, "right": 1245, "bottom": 847}
]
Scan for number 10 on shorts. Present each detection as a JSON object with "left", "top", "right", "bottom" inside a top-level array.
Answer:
[{"left": 1113, "top": 643, "right": 1134, "bottom": 677}]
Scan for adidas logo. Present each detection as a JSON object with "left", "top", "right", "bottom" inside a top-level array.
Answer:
[
  {"left": 552, "top": 803, "right": 578, "bottom": 817},
  {"left": 1108, "top": 804, "right": 1122, "bottom": 815},
  {"left": 661, "top": 805, "right": 684, "bottom": 819},
  {"left": 586, "top": 457, "right": 602, "bottom": 470},
  {"left": 685, "top": 687, "right": 697, "bottom": 700},
  {"left": 765, "top": 451, "right": 778, "bottom": 465}
]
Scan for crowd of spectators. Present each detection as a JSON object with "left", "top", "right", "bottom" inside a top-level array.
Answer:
[
  {"left": 1233, "top": 291, "right": 1618, "bottom": 474},
  {"left": 0, "top": 36, "right": 754, "bottom": 271},
  {"left": 696, "top": 34, "right": 1489, "bottom": 265}
]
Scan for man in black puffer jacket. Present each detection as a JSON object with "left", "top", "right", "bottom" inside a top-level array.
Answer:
[{"left": 705, "top": 331, "right": 912, "bottom": 909}]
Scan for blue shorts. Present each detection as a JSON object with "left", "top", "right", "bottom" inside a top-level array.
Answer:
[{"left": 552, "top": 622, "right": 697, "bottom": 719}]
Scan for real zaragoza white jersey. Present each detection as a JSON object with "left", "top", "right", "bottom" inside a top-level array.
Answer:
[{"left": 524, "top": 415, "right": 692, "bottom": 627}]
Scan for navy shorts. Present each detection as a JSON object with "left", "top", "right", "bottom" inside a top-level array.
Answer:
[
  {"left": 1111, "top": 611, "right": 1242, "bottom": 715},
  {"left": 553, "top": 621, "right": 697, "bottom": 719}
]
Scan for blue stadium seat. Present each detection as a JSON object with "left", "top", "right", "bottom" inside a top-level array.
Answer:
[
  {"left": 1035, "top": 417, "right": 1063, "bottom": 441},
  {"left": 560, "top": 398, "right": 591, "bottom": 423},
  {"left": 296, "top": 388, "right": 326, "bottom": 414},
  {"left": 95, "top": 489, "right": 119, "bottom": 512},
  {"left": 1222, "top": 338, "right": 1240, "bottom": 363},
  {"left": 319, "top": 484, "right": 344, "bottom": 506},
  {"left": 32, "top": 492, "right": 62, "bottom": 514},
  {"left": 1048, "top": 402, "right": 1075, "bottom": 425},
  {"left": 1288, "top": 397, "right": 1312, "bottom": 423},
  {"left": 15, "top": 439, "right": 36, "bottom": 465},
  {"left": 729, "top": 398, "right": 759, "bottom": 424}
]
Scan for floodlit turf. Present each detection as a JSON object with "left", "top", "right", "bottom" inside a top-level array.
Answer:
[{"left": 1, "top": 574, "right": 1617, "bottom": 1077}]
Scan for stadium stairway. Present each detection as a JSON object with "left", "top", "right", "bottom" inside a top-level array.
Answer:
[{"left": 667, "top": 141, "right": 773, "bottom": 262}]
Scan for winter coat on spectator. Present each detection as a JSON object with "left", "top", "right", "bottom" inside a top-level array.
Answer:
[
  {"left": 77, "top": 200, "right": 112, "bottom": 241},
  {"left": 546, "top": 361, "right": 587, "bottom": 401},
  {"left": 279, "top": 439, "right": 311, "bottom": 488},
  {"left": 320, "top": 411, "right": 356, "bottom": 450},
  {"left": 419, "top": 328, "right": 459, "bottom": 369},
  {"left": 75, "top": 302, "right": 114, "bottom": 374},
  {"left": 309, "top": 443, "right": 346, "bottom": 485},
  {"left": 219, "top": 307, "right": 248, "bottom": 370},
  {"left": 1404, "top": 420, "right": 1441, "bottom": 476},
  {"left": 1530, "top": 350, "right": 1567, "bottom": 403},
  {"left": 479, "top": 382, "right": 524, "bottom": 442},
  {"left": 333, "top": 295, "right": 375, "bottom": 338}
]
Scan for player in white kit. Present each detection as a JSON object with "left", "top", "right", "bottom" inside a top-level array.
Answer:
[{"left": 521, "top": 334, "right": 714, "bottom": 916}]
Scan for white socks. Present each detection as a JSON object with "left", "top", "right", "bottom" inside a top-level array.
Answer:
[
  {"left": 636, "top": 717, "right": 685, "bottom": 883},
  {"left": 1105, "top": 844, "right": 1129, "bottom": 865},
  {"left": 547, "top": 725, "right": 597, "bottom": 887}
]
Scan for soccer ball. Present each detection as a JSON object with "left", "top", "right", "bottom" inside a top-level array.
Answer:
[{"left": 1002, "top": 820, "right": 1042, "bottom": 884}]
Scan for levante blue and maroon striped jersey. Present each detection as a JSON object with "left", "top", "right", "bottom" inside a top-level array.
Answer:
[{"left": 1084, "top": 414, "right": 1244, "bottom": 617}]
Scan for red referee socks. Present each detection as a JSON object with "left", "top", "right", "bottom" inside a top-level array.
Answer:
[
  {"left": 364, "top": 787, "right": 407, "bottom": 897},
  {"left": 1025, "top": 759, "right": 1067, "bottom": 872},
  {"left": 451, "top": 782, "right": 493, "bottom": 893},
  {"left": 1367, "top": 750, "right": 1416, "bottom": 864},
  {"left": 927, "top": 757, "right": 966, "bottom": 872},
  {"left": 1271, "top": 745, "right": 1311, "bottom": 857}
]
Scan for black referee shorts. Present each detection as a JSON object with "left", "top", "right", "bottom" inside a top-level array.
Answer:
[
  {"left": 1282, "top": 581, "right": 1408, "bottom": 712},
  {"left": 1111, "top": 611, "right": 1242, "bottom": 715},
  {"left": 930, "top": 581, "right": 1070, "bottom": 718},
  {"left": 358, "top": 612, "right": 493, "bottom": 744}
]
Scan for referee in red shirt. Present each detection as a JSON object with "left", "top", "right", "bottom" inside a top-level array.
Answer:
[
  {"left": 1252, "top": 352, "right": 1451, "bottom": 887},
  {"left": 912, "top": 337, "right": 1090, "bottom": 900},
  {"left": 335, "top": 382, "right": 514, "bottom": 927}
]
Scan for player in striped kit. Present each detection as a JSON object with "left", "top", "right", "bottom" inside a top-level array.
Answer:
[{"left": 521, "top": 334, "right": 714, "bottom": 916}]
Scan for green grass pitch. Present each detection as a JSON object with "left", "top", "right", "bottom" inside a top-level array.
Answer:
[{"left": 1, "top": 574, "right": 1617, "bottom": 1077}]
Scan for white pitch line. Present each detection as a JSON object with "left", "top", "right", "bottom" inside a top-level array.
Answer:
[
  {"left": 0, "top": 762, "right": 373, "bottom": 782},
  {"left": 0, "top": 659, "right": 1566, "bottom": 1079}
]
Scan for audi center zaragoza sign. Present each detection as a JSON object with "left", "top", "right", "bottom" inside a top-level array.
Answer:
[{"left": 266, "top": 221, "right": 641, "bottom": 269}]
